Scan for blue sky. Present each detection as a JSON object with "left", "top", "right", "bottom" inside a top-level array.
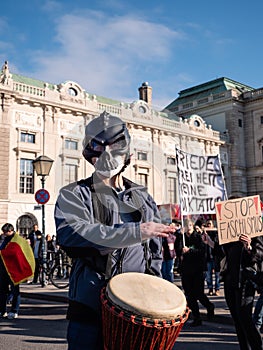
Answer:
[{"left": 1, "top": 0, "right": 263, "bottom": 109}]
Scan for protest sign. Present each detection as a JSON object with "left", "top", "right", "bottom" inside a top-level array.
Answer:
[
  {"left": 215, "top": 195, "right": 263, "bottom": 244},
  {"left": 176, "top": 148, "right": 226, "bottom": 215}
]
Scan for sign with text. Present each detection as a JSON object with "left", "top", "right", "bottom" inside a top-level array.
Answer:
[
  {"left": 176, "top": 148, "right": 226, "bottom": 215},
  {"left": 215, "top": 195, "right": 263, "bottom": 244}
]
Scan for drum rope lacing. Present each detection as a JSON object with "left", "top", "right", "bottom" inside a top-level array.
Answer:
[{"left": 101, "top": 287, "right": 190, "bottom": 350}]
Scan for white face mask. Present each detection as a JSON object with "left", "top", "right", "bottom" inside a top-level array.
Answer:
[{"left": 94, "top": 153, "right": 125, "bottom": 179}]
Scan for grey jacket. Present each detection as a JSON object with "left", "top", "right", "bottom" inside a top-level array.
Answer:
[{"left": 54, "top": 174, "right": 162, "bottom": 320}]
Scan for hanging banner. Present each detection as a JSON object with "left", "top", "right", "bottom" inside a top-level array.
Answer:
[
  {"left": 215, "top": 195, "right": 263, "bottom": 244},
  {"left": 176, "top": 148, "right": 226, "bottom": 215}
]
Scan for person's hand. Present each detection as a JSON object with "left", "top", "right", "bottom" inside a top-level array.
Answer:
[
  {"left": 202, "top": 231, "right": 208, "bottom": 243},
  {"left": 140, "top": 222, "right": 174, "bottom": 241},
  {"left": 182, "top": 246, "right": 190, "bottom": 254},
  {"left": 195, "top": 225, "right": 202, "bottom": 234},
  {"left": 202, "top": 232, "right": 215, "bottom": 248},
  {"left": 239, "top": 233, "right": 252, "bottom": 250}
]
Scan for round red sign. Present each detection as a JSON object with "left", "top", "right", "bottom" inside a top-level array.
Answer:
[{"left": 35, "top": 189, "right": 50, "bottom": 204}]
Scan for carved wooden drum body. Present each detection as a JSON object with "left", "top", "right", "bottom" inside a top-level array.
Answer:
[{"left": 101, "top": 272, "right": 189, "bottom": 350}]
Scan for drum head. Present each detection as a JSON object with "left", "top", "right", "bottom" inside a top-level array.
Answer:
[{"left": 106, "top": 272, "right": 186, "bottom": 320}]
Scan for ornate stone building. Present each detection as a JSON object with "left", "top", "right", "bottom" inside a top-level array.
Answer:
[
  {"left": 165, "top": 77, "right": 263, "bottom": 200},
  {"left": 0, "top": 61, "right": 223, "bottom": 234}
]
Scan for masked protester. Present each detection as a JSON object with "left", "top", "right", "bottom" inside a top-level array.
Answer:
[{"left": 54, "top": 111, "right": 174, "bottom": 350}]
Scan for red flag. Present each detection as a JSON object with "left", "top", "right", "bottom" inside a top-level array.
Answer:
[{"left": 0, "top": 233, "right": 35, "bottom": 285}]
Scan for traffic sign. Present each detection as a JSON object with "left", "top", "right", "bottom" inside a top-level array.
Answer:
[{"left": 35, "top": 189, "right": 50, "bottom": 204}]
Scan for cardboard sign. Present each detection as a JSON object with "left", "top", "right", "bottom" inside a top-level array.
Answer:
[{"left": 216, "top": 195, "right": 263, "bottom": 244}]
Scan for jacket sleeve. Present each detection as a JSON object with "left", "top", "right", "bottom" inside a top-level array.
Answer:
[
  {"left": 54, "top": 183, "right": 142, "bottom": 257},
  {"left": 145, "top": 193, "right": 163, "bottom": 276},
  {"left": 132, "top": 188, "right": 163, "bottom": 276},
  {"left": 248, "top": 235, "right": 263, "bottom": 267},
  {"left": 241, "top": 236, "right": 263, "bottom": 286}
]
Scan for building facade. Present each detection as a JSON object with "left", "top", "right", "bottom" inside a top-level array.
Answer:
[
  {"left": 0, "top": 62, "right": 223, "bottom": 235},
  {"left": 165, "top": 77, "right": 263, "bottom": 200}
]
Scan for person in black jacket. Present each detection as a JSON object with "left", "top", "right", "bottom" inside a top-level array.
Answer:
[
  {"left": 28, "top": 224, "right": 42, "bottom": 249},
  {"left": 204, "top": 220, "right": 221, "bottom": 296},
  {"left": 223, "top": 234, "right": 263, "bottom": 350},
  {"left": 177, "top": 218, "right": 214, "bottom": 327},
  {"left": 204, "top": 226, "right": 263, "bottom": 350}
]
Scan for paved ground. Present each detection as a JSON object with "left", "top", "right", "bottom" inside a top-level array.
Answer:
[
  {"left": 18, "top": 277, "right": 243, "bottom": 349},
  {"left": 0, "top": 298, "right": 68, "bottom": 350},
  {"left": 20, "top": 275, "right": 234, "bottom": 326},
  {"left": 0, "top": 296, "right": 240, "bottom": 350}
]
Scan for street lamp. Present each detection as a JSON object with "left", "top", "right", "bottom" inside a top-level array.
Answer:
[{"left": 32, "top": 155, "right": 54, "bottom": 287}]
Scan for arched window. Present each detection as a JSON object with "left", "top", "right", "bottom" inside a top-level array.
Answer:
[{"left": 17, "top": 213, "right": 38, "bottom": 236}]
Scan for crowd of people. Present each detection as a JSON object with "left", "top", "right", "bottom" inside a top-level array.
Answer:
[
  {"left": 163, "top": 214, "right": 263, "bottom": 349},
  {"left": 54, "top": 112, "right": 263, "bottom": 349},
  {"left": 160, "top": 217, "right": 222, "bottom": 326},
  {"left": 1, "top": 111, "right": 263, "bottom": 350},
  {"left": 27, "top": 225, "right": 58, "bottom": 284}
]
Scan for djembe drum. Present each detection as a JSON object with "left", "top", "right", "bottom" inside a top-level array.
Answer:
[{"left": 101, "top": 272, "right": 189, "bottom": 350}]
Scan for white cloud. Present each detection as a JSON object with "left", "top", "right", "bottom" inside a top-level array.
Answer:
[
  {"left": 41, "top": 0, "right": 63, "bottom": 13},
  {"left": 30, "top": 10, "right": 184, "bottom": 102}
]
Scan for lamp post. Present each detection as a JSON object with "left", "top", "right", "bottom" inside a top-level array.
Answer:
[{"left": 32, "top": 155, "right": 54, "bottom": 287}]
